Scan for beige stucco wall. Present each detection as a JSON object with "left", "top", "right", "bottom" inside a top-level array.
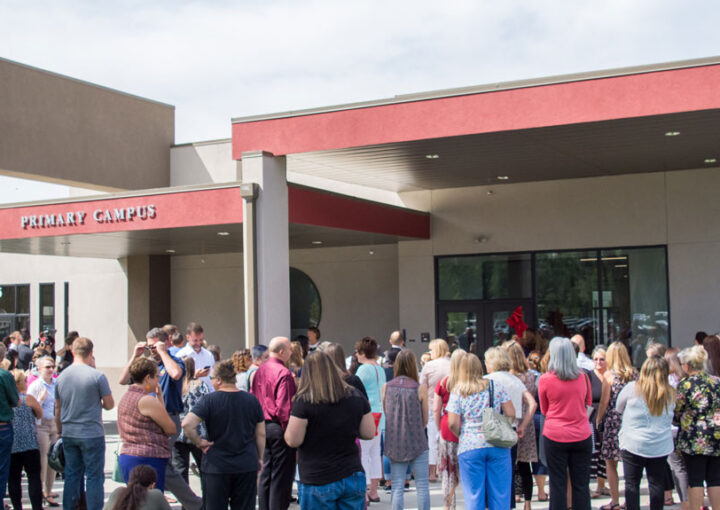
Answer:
[
  {"left": 170, "top": 140, "right": 237, "bottom": 186},
  {"left": 397, "top": 167, "right": 720, "bottom": 350},
  {"left": 0, "top": 58, "right": 174, "bottom": 190},
  {"left": 168, "top": 244, "right": 400, "bottom": 358},
  {"left": 0, "top": 252, "right": 128, "bottom": 366},
  {"left": 290, "top": 244, "right": 400, "bottom": 350}
]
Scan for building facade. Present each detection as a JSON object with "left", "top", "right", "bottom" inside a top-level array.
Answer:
[{"left": 1, "top": 56, "right": 719, "bottom": 392}]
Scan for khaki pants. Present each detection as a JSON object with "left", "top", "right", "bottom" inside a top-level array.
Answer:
[{"left": 36, "top": 418, "right": 58, "bottom": 495}]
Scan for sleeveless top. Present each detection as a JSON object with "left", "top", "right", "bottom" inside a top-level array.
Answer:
[
  {"left": 384, "top": 376, "right": 428, "bottom": 462},
  {"left": 12, "top": 394, "right": 39, "bottom": 453},
  {"left": 118, "top": 385, "right": 171, "bottom": 458}
]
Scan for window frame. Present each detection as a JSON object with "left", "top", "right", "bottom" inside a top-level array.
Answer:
[{"left": 435, "top": 244, "right": 671, "bottom": 348}]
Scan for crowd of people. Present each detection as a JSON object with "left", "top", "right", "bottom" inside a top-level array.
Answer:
[{"left": 1, "top": 325, "right": 720, "bottom": 510}]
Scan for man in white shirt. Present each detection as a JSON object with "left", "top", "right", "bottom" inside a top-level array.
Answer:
[
  {"left": 176, "top": 322, "right": 215, "bottom": 391},
  {"left": 571, "top": 334, "right": 595, "bottom": 371}
]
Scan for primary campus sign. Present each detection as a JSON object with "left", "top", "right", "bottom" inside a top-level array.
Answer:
[
  {"left": 21, "top": 204, "right": 157, "bottom": 229},
  {"left": 0, "top": 187, "right": 244, "bottom": 240}
]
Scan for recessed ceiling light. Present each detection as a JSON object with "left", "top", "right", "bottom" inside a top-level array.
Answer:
[
  {"left": 166, "top": 249, "right": 176, "bottom": 254},
  {"left": 425, "top": 154, "right": 440, "bottom": 159},
  {"left": 664, "top": 131, "right": 681, "bottom": 137},
  {"left": 311, "top": 240, "right": 323, "bottom": 245},
  {"left": 217, "top": 231, "right": 230, "bottom": 236},
  {"left": 497, "top": 176, "right": 509, "bottom": 181},
  {"left": 705, "top": 158, "right": 717, "bottom": 164}
]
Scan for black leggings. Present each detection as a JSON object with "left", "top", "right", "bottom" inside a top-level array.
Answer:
[
  {"left": 9, "top": 449, "right": 43, "bottom": 510},
  {"left": 517, "top": 462, "right": 533, "bottom": 501}
]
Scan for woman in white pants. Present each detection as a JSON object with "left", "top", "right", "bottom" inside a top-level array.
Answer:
[
  {"left": 355, "top": 337, "right": 387, "bottom": 503},
  {"left": 419, "top": 339, "right": 451, "bottom": 481},
  {"left": 26, "top": 355, "right": 59, "bottom": 506}
]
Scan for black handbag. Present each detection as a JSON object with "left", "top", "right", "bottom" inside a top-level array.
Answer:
[{"left": 48, "top": 438, "right": 65, "bottom": 472}]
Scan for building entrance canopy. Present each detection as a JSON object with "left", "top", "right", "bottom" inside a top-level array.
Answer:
[
  {"left": 0, "top": 183, "right": 430, "bottom": 258},
  {"left": 232, "top": 58, "right": 720, "bottom": 192}
]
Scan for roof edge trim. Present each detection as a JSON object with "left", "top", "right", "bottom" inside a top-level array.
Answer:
[
  {"left": 0, "top": 182, "right": 242, "bottom": 210},
  {"left": 232, "top": 56, "right": 720, "bottom": 124}
]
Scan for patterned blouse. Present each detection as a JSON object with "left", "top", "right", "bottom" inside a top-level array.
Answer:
[
  {"left": 384, "top": 376, "right": 428, "bottom": 462},
  {"left": 178, "top": 380, "right": 209, "bottom": 443},
  {"left": 12, "top": 394, "right": 39, "bottom": 453},
  {"left": 446, "top": 381, "right": 510, "bottom": 455},
  {"left": 673, "top": 372, "right": 720, "bottom": 456},
  {"left": 118, "top": 385, "right": 171, "bottom": 459}
]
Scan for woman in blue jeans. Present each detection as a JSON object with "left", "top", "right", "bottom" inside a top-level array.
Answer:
[
  {"left": 383, "top": 350, "right": 430, "bottom": 510},
  {"left": 447, "top": 352, "right": 516, "bottom": 510},
  {"left": 285, "top": 351, "right": 376, "bottom": 510}
]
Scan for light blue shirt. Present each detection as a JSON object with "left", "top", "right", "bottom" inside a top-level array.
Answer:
[
  {"left": 617, "top": 381, "right": 675, "bottom": 458},
  {"left": 27, "top": 377, "right": 56, "bottom": 420},
  {"left": 356, "top": 363, "right": 386, "bottom": 431}
]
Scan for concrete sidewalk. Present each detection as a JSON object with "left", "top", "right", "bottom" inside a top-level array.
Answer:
[{"left": 8, "top": 422, "right": 672, "bottom": 510}]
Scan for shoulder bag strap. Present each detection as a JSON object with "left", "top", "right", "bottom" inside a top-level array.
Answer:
[
  {"left": 489, "top": 379, "right": 495, "bottom": 409},
  {"left": 584, "top": 372, "right": 592, "bottom": 403},
  {"left": 375, "top": 365, "right": 383, "bottom": 408}
]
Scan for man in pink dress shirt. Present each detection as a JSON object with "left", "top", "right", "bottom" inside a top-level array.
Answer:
[{"left": 251, "top": 336, "right": 296, "bottom": 510}]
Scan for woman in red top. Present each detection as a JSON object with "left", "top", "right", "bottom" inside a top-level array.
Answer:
[
  {"left": 538, "top": 337, "right": 593, "bottom": 510},
  {"left": 434, "top": 349, "right": 464, "bottom": 510}
]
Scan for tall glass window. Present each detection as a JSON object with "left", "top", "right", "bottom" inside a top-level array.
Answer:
[
  {"left": 535, "top": 251, "right": 599, "bottom": 348},
  {"left": 600, "top": 247, "right": 668, "bottom": 366},
  {"left": 0, "top": 284, "right": 30, "bottom": 337},
  {"left": 39, "top": 283, "right": 55, "bottom": 333},
  {"left": 289, "top": 268, "right": 322, "bottom": 340},
  {"left": 436, "top": 246, "right": 670, "bottom": 366},
  {"left": 437, "top": 254, "right": 531, "bottom": 301}
]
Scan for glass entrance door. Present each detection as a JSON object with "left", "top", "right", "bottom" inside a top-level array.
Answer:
[
  {"left": 483, "top": 300, "right": 535, "bottom": 349},
  {"left": 437, "top": 300, "right": 534, "bottom": 358}
]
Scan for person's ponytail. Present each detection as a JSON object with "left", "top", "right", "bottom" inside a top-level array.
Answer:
[{"left": 111, "top": 465, "right": 157, "bottom": 510}]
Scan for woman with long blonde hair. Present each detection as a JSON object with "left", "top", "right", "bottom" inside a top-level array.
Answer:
[
  {"left": 447, "top": 353, "right": 516, "bottom": 510},
  {"left": 503, "top": 341, "right": 538, "bottom": 510},
  {"left": 617, "top": 356, "right": 675, "bottom": 510},
  {"left": 597, "top": 342, "right": 638, "bottom": 510},
  {"left": 433, "top": 349, "right": 465, "bottom": 510},
  {"left": 420, "top": 338, "right": 451, "bottom": 482}
]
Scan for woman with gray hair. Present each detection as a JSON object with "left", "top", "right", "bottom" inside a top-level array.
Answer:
[{"left": 538, "top": 337, "right": 593, "bottom": 510}]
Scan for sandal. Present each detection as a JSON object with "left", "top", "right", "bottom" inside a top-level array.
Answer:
[
  {"left": 600, "top": 503, "right": 621, "bottom": 510},
  {"left": 664, "top": 498, "right": 676, "bottom": 506},
  {"left": 44, "top": 496, "right": 60, "bottom": 507},
  {"left": 538, "top": 495, "right": 549, "bottom": 502}
]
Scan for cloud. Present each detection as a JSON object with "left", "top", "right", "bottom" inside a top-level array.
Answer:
[{"left": 0, "top": 0, "right": 718, "bottom": 142}]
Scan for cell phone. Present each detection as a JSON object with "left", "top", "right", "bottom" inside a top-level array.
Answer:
[{"left": 203, "top": 365, "right": 210, "bottom": 369}]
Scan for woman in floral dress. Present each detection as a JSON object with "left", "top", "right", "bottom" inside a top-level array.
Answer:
[
  {"left": 674, "top": 345, "right": 720, "bottom": 510},
  {"left": 596, "top": 342, "right": 637, "bottom": 510},
  {"left": 504, "top": 341, "right": 537, "bottom": 510}
]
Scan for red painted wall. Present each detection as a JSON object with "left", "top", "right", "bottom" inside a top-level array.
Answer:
[
  {"left": 289, "top": 186, "right": 430, "bottom": 239},
  {"left": 232, "top": 65, "right": 720, "bottom": 158},
  {"left": 0, "top": 187, "right": 244, "bottom": 240}
]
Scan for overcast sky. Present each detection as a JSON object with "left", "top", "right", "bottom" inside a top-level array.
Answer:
[{"left": 1, "top": 0, "right": 719, "bottom": 201}]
